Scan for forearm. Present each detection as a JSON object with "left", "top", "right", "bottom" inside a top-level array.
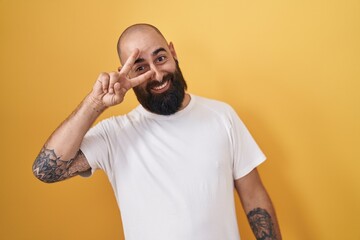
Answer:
[
  {"left": 44, "top": 94, "right": 106, "bottom": 160},
  {"left": 32, "top": 94, "right": 106, "bottom": 183},
  {"left": 235, "top": 169, "right": 281, "bottom": 240},
  {"left": 243, "top": 189, "right": 281, "bottom": 240},
  {"left": 33, "top": 53, "right": 153, "bottom": 183}
]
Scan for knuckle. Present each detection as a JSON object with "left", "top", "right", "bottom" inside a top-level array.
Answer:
[
  {"left": 109, "top": 71, "right": 120, "bottom": 81},
  {"left": 109, "top": 71, "right": 118, "bottom": 77},
  {"left": 98, "top": 72, "right": 110, "bottom": 81},
  {"left": 118, "top": 72, "right": 126, "bottom": 78}
]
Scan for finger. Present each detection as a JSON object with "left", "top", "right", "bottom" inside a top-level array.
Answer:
[
  {"left": 113, "top": 82, "right": 128, "bottom": 104},
  {"left": 108, "top": 71, "right": 120, "bottom": 94},
  {"left": 97, "top": 72, "right": 110, "bottom": 93},
  {"left": 120, "top": 49, "right": 140, "bottom": 76},
  {"left": 117, "top": 66, "right": 122, "bottom": 72},
  {"left": 114, "top": 82, "right": 121, "bottom": 95},
  {"left": 114, "top": 82, "right": 127, "bottom": 96},
  {"left": 130, "top": 70, "right": 154, "bottom": 88}
]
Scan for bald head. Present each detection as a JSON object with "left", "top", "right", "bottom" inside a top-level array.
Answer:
[{"left": 117, "top": 24, "right": 167, "bottom": 64}]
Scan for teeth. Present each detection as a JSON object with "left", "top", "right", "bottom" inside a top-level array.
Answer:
[{"left": 152, "top": 81, "right": 168, "bottom": 90}]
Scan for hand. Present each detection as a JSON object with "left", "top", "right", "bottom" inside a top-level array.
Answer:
[{"left": 90, "top": 49, "right": 153, "bottom": 108}]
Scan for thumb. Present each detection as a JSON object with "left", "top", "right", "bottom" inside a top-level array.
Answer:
[
  {"left": 114, "top": 82, "right": 123, "bottom": 95},
  {"left": 113, "top": 82, "right": 127, "bottom": 105}
]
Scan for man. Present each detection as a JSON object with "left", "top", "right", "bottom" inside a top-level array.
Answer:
[{"left": 33, "top": 23, "right": 281, "bottom": 240}]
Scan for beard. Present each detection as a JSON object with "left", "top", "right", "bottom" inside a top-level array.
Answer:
[{"left": 133, "top": 60, "right": 188, "bottom": 115}]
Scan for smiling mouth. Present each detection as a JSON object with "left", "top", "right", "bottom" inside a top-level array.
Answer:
[{"left": 150, "top": 79, "right": 171, "bottom": 93}]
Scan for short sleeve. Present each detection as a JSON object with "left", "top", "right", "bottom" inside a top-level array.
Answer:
[
  {"left": 228, "top": 107, "right": 266, "bottom": 180},
  {"left": 79, "top": 120, "right": 110, "bottom": 177}
]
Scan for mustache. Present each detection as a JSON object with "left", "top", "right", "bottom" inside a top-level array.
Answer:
[{"left": 146, "top": 73, "right": 173, "bottom": 91}]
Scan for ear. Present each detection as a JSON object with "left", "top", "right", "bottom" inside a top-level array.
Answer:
[{"left": 168, "top": 42, "right": 178, "bottom": 60}]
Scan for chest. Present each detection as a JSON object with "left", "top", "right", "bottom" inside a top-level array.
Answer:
[{"left": 113, "top": 115, "right": 233, "bottom": 184}]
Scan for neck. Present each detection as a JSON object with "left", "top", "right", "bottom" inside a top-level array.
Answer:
[{"left": 179, "top": 93, "right": 191, "bottom": 111}]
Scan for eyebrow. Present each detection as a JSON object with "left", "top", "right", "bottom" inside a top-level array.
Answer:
[
  {"left": 134, "top": 58, "right": 145, "bottom": 64},
  {"left": 133, "top": 47, "right": 167, "bottom": 65},
  {"left": 152, "top": 47, "right": 167, "bottom": 56}
]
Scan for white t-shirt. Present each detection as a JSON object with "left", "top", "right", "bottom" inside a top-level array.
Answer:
[{"left": 80, "top": 94, "right": 266, "bottom": 240}]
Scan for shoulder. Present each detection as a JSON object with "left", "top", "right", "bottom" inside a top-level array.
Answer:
[
  {"left": 88, "top": 107, "right": 142, "bottom": 134},
  {"left": 192, "top": 94, "right": 235, "bottom": 116},
  {"left": 191, "top": 95, "right": 243, "bottom": 129}
]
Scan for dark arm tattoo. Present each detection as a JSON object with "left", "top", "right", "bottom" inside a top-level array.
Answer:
[
  {"left": 247, "top": 208, "right": 277, "bottom": 240},
  {"left": 32, "top": 147, "right": 90, "bottom": 183}
]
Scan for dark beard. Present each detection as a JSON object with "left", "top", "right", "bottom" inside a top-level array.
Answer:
[{"left": 133, "top": 61, "right": 188, "bottom": 115}]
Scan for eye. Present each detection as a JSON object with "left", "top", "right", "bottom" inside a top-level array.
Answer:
[
  {"left": 135, "top": 66, "right": 145, "bottom": 72},
  {"left": 156, "top": 56, "right": 167, "bottom": 63}
]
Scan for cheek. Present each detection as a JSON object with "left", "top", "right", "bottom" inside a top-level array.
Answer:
[{"left": 161, "top": 60, "right": 177, "bottom": 73}]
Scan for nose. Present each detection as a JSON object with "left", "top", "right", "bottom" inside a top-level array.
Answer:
[{"left": 150, "top": 64, "right": 163, "bottom": 82}]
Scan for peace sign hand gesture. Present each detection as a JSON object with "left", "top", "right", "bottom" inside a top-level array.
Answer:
[{"left": 90, "top": 49, "right": 153, "bottom": 108}]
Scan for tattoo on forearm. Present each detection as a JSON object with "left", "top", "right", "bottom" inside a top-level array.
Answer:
[
  {"left": 247, "top": 208, "right": 277, "bottom": 240},
  {"left": 32, "top": 147, "right": 87, "bottom": 183}
]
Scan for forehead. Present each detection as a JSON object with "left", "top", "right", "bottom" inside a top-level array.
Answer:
[{"left": 120, "top": 28, "right": 169, "bottom": 63}]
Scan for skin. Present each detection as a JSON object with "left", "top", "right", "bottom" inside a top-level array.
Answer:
[
  {"left": 235, "top": 169, "right": 282, "bottom": 239},
  {"left": 32, "top": 44, "right": 156, "bottom": 183},
  {"left": 118, "top": 26, "right": 190, "bottom": 106},
  {"left": 33, "top": 24, "right": 281, "bottom": 239}
]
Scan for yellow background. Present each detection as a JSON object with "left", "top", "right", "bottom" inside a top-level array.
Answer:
[{"left": 1, "top": 0, "right": 359, "bottom": 239}]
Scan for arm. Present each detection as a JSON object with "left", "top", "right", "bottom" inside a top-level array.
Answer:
[
  {"left": 32, "top": 96, "right": 105, "bottom": 183},
  {"left": 235, "top": 168, "right": 282, "bottom": 240},
  {"left": 32, "top": 49, "right": 153, "bottom": 183}
]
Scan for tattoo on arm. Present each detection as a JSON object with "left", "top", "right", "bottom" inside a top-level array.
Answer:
[
  {"left": 247, "top": 208, "right": 277, "bottom": 240},
  {"left": 32, "top": 147, "right": 90, "bottom": 183}
]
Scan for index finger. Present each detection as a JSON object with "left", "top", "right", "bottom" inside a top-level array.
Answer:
[
  {"left": 129, "top": 70, "right": 154, "bottom": 88},
  {"left": 120, "top": 49, "right": 140, "bottom": 76}
]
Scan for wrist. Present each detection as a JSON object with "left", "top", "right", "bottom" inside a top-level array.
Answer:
[{"left": 83, "top": 94, "right": 108, "bottom": 114}]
